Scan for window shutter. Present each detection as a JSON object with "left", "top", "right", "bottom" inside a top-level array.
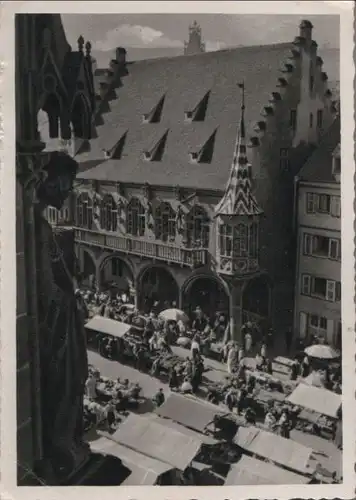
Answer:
[
  {"left": 331, "top": 196, "right": 341, "bottom": 217},
  {"left": 302, "top": 275, "right": 311, "bottom": 295},
  {"left": 303, "top": 234, "right": 312, "bottom": 255},
  {"left": 329, "top": 239, "right": 338, "bottom": 259},
  {"left": 336, "top": 281, "right": 341, "bottom": 301},
  {"left": 337, "top": 239, "right": 341, "bottom": 260},
  {"left": 326, "top": 280, "right": 336, "bottom": 301},
  {"left": 306, "top": 193, "right": 315, "bottom": 213}
]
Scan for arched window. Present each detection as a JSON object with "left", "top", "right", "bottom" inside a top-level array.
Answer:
[
  {"left": 233, "top": 223, "right": 248, "bottom": 257},
  {"left": 100, "top": 195, "right": 117, "bottom": 232},
  {"left": 155, "top": 202, "right": 176, "bottom": 242},
  {"left": 219, "top": 224, "right": 233, "bottom": 257},
  {"left": 249, "top": 222, "right": 258, "bottom": 258},
  {"left": 126, "top": 198, "right": 145, "bottom": 237},
  {"left": 71, "top": 94, "right": 90, "bottom": 139},
  {"left": 186, "top": 205, "right": 210, "bottom": 247},
  {"left": 76, "top": 192, "right": 93, "bottom": 229}
]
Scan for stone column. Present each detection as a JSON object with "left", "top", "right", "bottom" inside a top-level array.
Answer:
[
  {"left": 229, "top": 280, "right": 244, "bottom": 343},
  {"left": 95, "top": 262, "right": 102, "bottom": 291},
  {"left": 178, "top": 286, "right": 184, "bottom": 310}
]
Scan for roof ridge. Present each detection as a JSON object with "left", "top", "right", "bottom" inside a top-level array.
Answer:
[{"left": 123, "top": 42, "right": 294, "bottom": 65}]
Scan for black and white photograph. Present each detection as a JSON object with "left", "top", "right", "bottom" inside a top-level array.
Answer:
[{"left": 1, "top": 0, "right": 355, "bottom": 497}]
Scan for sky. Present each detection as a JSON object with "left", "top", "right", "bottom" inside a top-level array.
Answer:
[{"left": 61, "top": 14, "right": 340, "bottom": 53}]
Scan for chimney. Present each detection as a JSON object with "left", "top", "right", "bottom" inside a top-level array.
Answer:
[
  {"left": 299, "top": 19, "right": 313, "bottom": 42},
  {"left": 116, "top": 47, "right": 127, "bottom": 64}
]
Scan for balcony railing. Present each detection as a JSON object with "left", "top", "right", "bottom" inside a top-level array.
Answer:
[
  {"left": 74, "top": 228, "right": 208, "bottom": 268},
  {"left": 217, "top": 256, "right": 259, "bottom": 276}
]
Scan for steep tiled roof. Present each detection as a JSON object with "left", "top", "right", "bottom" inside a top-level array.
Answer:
[
  {"left": 77, "top": 43, "right": 296, "bottom": 190},
  {"left": 298, "top": 116, "right": 340, "bottom": 184}
]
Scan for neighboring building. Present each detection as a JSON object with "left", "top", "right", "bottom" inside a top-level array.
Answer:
[
  {"left": 294, "top": 116, "right": 341, "bottom": 348},
  {"left": 71, "top": 19, "right": 338, "bottom": 343},
  {"left": 184, "top": 20, "right": 206, "bottom": 55}
]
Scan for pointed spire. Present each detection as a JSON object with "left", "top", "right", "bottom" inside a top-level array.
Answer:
[
  {"left": 184, "top": 20, "right": 205, "bottom": 55},
  {"left": 77, "top": 35, "right": 84, "bottom": 52},
  {"left": 215, "top": 82, "right": 263, "bottom": 217}
]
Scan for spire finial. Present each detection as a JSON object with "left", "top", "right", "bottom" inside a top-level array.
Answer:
[
  {"left": 77, "top": 35, "right": 84, "bottom": 52},
  {"left": 85, "top": 40, "right": 92, "bottom": 57},
  {"left": 238, "top": 81, "right": 245, "bottom": 111},
  {"left": 238, "top": 82, "right": 246, "bottom": 139}
]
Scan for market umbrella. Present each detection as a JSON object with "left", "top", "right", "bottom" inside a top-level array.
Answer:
[
  {"left": 177, "top": 336, "right": 191, "bottom": 348},
  {"left": 304, "top": 344, "right": 340, "bottom": 360},
  {"left": 159, "top": 308, "right": 189, "bottom": 324}
]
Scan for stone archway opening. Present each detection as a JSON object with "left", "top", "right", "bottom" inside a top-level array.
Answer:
[
  {"left": 139, "top": 266, "right": 179, "bottom": 314},
  {"left": 183, "top": 276, "right": 229, "bottom": 322},
  {"left": 100, "top": 255, "right": 134, "bottom": 300},
  {"left": 242, "top": 275, "right": 271, "bottom": 335}
]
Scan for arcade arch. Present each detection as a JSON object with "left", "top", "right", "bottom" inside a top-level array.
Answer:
[
  {"left": 182, "top": 274, "right": 229, "bottom": 320},
  {"left": 99, "top": 254, "right": 135, "bottom": 297},
  {"left": 137, "top": 265, "right": 179, "bottom": 313}
]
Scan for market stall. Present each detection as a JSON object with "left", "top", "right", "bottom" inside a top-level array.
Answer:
[
  {"left": 155, "top": 392, "right": 238, "bottom": 440},
  {"left": 233, "top": 425, "right": 317, "bottom": 477},
  {"left": 286, "top": 384, "right": 341, "bottom": 438},
  {"left": 85, "top": 315, "right": 131, "bottom": 346},
  {"left": 90, "top": 435, "right": 178, "bottom": 485},
  {"left": 272, "top": 356, "right": 295, "bottom": 377},
  {"left": 105, "top": 414, "right": 204, "bottom": 473},
  {"left": 224, "top": 455, "right": 312, "bottom": 485}
]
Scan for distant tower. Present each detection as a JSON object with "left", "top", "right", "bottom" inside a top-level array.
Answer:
[{"left": 184, "top": 20, "right": 206, "bottom": 56}]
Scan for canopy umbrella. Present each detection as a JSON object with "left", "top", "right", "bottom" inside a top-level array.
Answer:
[
  {"left": 159, "top": 308, "right": 189, "bottom": 324},
  {"left": 304, "top": 344, "right": 340, "bottom": 360},
  {"left": 177, "top": 336, "right": 191, "bottom": 348}
]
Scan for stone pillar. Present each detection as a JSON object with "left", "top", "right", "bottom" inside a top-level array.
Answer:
[
  {"left": 228, "top": 280, "right": 244, "bottom": 343},
  {"left": 178, "top": 286, "right": 184, "bottom": 310},
  {"left": 95, "top": 262, "right": 102, "bottom": 291}
]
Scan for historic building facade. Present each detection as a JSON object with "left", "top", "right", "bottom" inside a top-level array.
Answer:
[
  {"left": 72, "top": 20, "right": 338, "bottom": 343},
  {"left": 294, "top": 117, "right": 341, "bottom": 348}
]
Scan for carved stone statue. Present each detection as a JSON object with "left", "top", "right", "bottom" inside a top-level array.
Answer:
[{"left": 34, "top": 152, "right": 89, "bottom": 482}]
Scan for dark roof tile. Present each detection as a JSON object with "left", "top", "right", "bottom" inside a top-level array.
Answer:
[{"left": 77, "top": 43, "right": 297, "bottom": 189}]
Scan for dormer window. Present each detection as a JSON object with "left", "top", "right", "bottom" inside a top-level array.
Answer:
[
  {"left": 184, "top": 91, "right": 210, "bottom": 122},
  {"left": 143, "top": 151, "right": 152, "bottom": 160},
  {"left": 102, "top": 130, "right": 128, "bottom": 160},
  {"left": 142, "top": 94, "right": 166, "bottom": 124},
  {"left": 143, "top": 129, "right": 169, "bottom": 162},
  {"left": 189, "top": 128, "right": 217, "bottom": 164}
]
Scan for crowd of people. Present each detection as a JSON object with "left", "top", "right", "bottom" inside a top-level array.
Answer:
[
  {"left": 83, "top": 366, "right": 144, "bottom": 432},
  {"left": 80, "top": 284, "right": 342, "bottom": 449}
]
